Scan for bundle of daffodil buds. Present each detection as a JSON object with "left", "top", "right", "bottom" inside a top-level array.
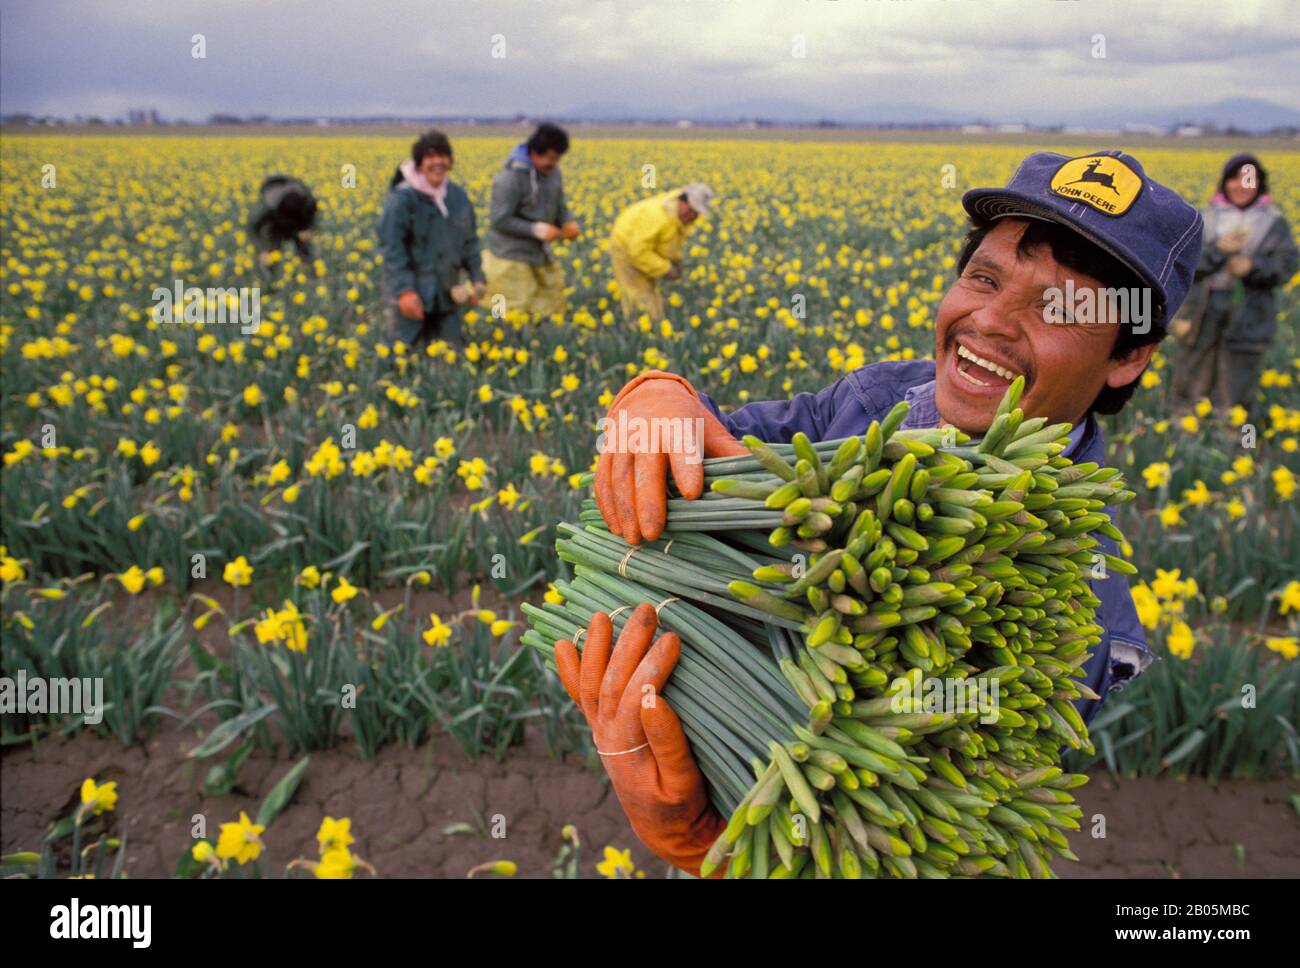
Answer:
[{"left": 523, "top": 378, "right": 1137, "bottom": 878}]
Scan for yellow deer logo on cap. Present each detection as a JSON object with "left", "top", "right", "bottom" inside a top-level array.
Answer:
[{"left": 1050, "top": 155, "right": 1142, "bottom": 216}]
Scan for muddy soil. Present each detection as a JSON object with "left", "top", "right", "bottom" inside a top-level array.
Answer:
[{"left": 4, "top": 727, "right": 1297, "bottom": 878}]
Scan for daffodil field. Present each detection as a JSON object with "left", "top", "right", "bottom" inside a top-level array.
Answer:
[{"left": 2, "top": 135, "right": 1298, "bottom": 876}]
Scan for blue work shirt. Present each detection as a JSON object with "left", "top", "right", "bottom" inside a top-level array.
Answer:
[{"left": 697, "top": 359, "right": 1152, "bottom": 727}]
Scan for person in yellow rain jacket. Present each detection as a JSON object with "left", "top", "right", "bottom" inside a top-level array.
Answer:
[{"left": 608, "top": 183, "right": 714, "bottom": 322}]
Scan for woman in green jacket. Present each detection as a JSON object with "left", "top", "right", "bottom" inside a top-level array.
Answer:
[{"left": 377, "top": 130, "right": 485, "bottom": 356}]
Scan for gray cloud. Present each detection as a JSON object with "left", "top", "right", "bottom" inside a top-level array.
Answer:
[{"left": 1, "top": 0, "right": 1295, "bottom": 121}]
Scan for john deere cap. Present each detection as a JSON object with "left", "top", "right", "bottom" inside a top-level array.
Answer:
[
  {"left": 683, "top": 183, "right": 714, "bottom": 216},
  {"left": 962, "top": 150, "right": 1203, "bottom": 327}
]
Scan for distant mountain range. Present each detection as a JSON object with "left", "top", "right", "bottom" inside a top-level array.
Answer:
[
  {"left": 567, "top": 98, "right": 961, "bottom": 126},
  {"left": 8, "top": 96, "right": 1295, "bottom": 133},
  {"left": 1070, "top": 97, "right": 1300, "bottom": 133},
  {"left": 563, "top": 96, "right": 1300, "bottom": 132}
]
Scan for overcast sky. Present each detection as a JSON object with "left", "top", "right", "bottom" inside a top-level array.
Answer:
[{"left": 1, "top": 0, "right": 1296, "bottom": 121}]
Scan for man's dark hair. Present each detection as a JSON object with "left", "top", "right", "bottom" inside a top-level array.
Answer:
[
  {"left": 412, "top": 130, "right": 454, "bottom": 165},
  {"left": 527, "top": 122, "right": 570, "bottom": 157},
  {"left": 955, "top": 218, "right": 1159, "bottom": 416}
]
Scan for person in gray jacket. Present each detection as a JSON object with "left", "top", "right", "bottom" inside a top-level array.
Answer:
[
  {"left": 1172, "top": 153, "right": 1298, "bottom": 418},
  {"left": 377, "top": 130, "right": 485, "bottom": 357},
  {"left": 483, "top": 123, "right": 581, "bottom": 318}
]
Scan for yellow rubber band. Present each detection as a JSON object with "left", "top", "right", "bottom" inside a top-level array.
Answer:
[
  {"left": 655, "top": 597, "right": 681, "bottom": 617},
  {"left": 597, "top": 741, "right": 650, "bottom": 757}
]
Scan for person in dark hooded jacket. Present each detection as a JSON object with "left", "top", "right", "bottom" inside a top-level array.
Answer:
[
  {"left": 377, "top": 130, "right": 485, "bottom": 357},
  {"left": 248, "top": 174, "right": 317, "bottom": 272},
  {"left": 1172, "top": 153, "right": 1298, "bottom": 418}
]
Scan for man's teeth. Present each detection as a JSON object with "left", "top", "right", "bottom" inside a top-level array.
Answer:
[{"left": 957, "top": 344, "right": 1019, "bottom": 382}]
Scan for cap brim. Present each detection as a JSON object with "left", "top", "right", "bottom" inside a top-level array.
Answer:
[{"left": 962, "top": 189, "right": 1164, "bottom": 313}]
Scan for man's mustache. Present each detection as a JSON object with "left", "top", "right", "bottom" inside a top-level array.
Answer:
[{"left": 942, "top": 326, "right": 1035, "bottom": 391}]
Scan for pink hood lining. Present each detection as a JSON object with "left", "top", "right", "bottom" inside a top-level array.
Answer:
[
  {"left": 399, "top": 159, "right": 449, "bottom": 217},
  {"left": 1210, "top": 191, "right": 1272, "bottom": 209}
]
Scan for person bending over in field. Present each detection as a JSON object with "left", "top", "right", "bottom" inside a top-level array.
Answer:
[
  {"left": 559, "top": 151, "right": 1203, "bottom": 877},
  {"left": 608, "top": 183, "right": 715, "bottom": 323},
  {"left": 482, "top": 123, "right": 581, "bottom": 319},
  {"left": 248, "top": 174, "right": 317, "bottom": 276},
  {"left": 1171, "top": 153, "right": 1298, "bottom": 420},
  {"left": 377, "top": 129, "right": 485, "bottom": 358}
]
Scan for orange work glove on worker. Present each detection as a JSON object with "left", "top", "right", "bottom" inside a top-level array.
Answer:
[
  {"left": 554, "top": 605, "right": 725, "bottom": 876},
  {"left": 594, "top": 371, "right": 748, "bottom": 544},
  {"left": 397, "top": 290, "right": 424, "bottom": 321}
]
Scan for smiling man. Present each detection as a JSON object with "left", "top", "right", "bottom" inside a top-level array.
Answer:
[{"left": 571, "top": 151, "right": 1203, "bottom": 876}]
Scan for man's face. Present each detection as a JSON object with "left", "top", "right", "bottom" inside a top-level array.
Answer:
[
  {"left": 677, "top": 198, "right": 699, "bottom": 224},
  {"left": 419, "top": 153, "right": 451, "bottom": 187},
  {"left": 530, "top": 149, "right": 563, "bottom": 175},
  {"left": 933, "top": 219, "right": 1155, "bottom": 433}
]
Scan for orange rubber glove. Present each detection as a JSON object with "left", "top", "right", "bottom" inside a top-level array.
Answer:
[
  {"left": 397, "top": 290, "right": 424, "bottom": 321},
  {"left": 555, "top": 605, "right": 725, "bottom": 876},
  {"left": 594, "top": 371, "right": 748, "bottom": 545},
  {"left": 560, "top": 220, "right": 581, "bottom": 241}
]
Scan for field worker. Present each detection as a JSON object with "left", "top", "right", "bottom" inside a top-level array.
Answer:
[
  {"left": 377, "top": 129, "right": 485, "bottom": 356},
  {"left": 608, "top": 183, "right": 714, "bottom": 322},
  {"left": 482, "top": 123, "right": 580, "bottom": 318},
  {"left": 248, "top": 174, "right": 317, "bottom": 272},
  {"left": 561, "top": 150, "right": 1203, "bottom": 877},
  {"left": 1171, "top": 153, "right": 1298, "bottom": 418}
]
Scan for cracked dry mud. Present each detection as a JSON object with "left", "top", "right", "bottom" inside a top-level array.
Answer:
[{"left": 4, "top": 726, "right": 1298, "bottom": 878}]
